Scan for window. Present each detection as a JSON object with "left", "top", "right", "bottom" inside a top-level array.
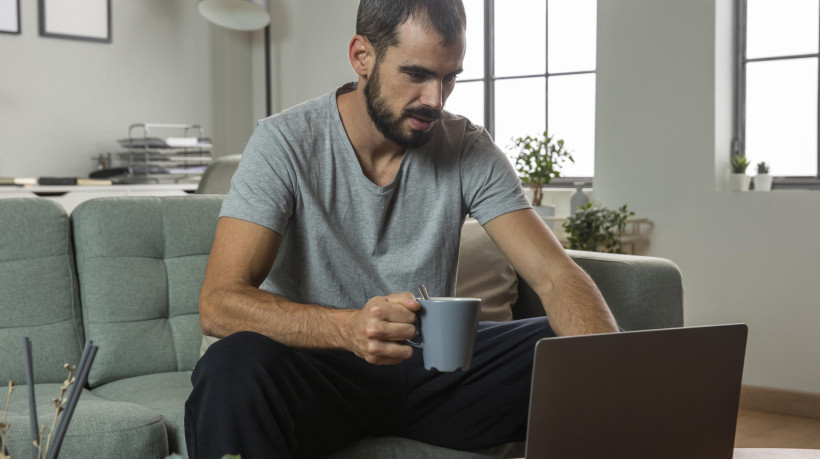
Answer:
[
  {"left": 446, "top": 0, "right": 597, "bottom": 179},
  {"left": 736, "top": 0, "right": 820, "bottom": 185}
]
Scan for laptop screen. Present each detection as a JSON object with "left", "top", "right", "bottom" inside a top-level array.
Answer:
[{"left": 525, "top": 324, "right": 747, "bottom": 459}]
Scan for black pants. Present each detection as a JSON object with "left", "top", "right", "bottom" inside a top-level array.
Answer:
[{"left": 184, "top": 317, "right": 555, "bottom": 459}]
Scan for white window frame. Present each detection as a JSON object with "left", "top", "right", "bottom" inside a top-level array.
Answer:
[
  {"left": 455, "top": 0, "right": 596, "bottom": 185},
  {"left": 735, "top": 0, "right": 820, "bottom": 188}
]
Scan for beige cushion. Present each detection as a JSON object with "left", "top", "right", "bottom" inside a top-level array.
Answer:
[
  {"left": 456, "top": 219, "right": 518, "bottom": 322},
  {"left": 201, "top": 334, "right": 220, "bottom": 356}
]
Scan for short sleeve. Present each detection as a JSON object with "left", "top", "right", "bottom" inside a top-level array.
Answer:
[
  {"left": 219, "top": 121, "right": 297, "bottom": 236},
  {"left": 460, "top": 125, "right": 531, "bottom": 225}
]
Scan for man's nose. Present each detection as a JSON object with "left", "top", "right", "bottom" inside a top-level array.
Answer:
[{"left": 420, "top": 81, "right": 444, "bottom": 110}]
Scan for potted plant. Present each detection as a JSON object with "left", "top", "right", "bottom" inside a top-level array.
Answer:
[
  {"left": 562, "top": 203, "right": 635, "bottom": 254},
  {"left": 729, "top": 153, "right": 751, "bottom": 191},
  {"left": 753, "top": 161, "right": 772, "bottom": 191},
  {"left": 510, "top": 131, "right": 574, "bottom": 217}
]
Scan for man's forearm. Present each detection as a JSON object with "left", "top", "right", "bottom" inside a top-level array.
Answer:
[
  {"left": 537, "top": 261, "right": 619, "bottom": 336},
  {"left": 199, "top": 282, "right": 352, "bottom": 350}
]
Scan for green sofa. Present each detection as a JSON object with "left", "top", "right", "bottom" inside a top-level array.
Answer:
[{"left": 0, "top": 196, "right": 683, "bottom": 458}]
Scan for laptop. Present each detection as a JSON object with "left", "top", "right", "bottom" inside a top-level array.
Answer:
[{"left": 524, "top": 324, "right": 748, "bottom": 459}]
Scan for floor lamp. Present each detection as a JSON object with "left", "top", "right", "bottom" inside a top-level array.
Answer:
[{"left": 198, "top": 0, "right": 272, "bottom": 117}]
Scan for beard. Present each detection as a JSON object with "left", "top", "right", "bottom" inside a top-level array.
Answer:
[{"left": 364, "top": 62, "right": 442, "bottom": 150}]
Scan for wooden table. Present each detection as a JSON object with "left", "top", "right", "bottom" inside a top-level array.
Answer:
[
  {"left": 512, "top": 449, "right": 820, "bottom": 458},
  {"left": 735, "top": 449, "right": 820, "bottom": 458}
]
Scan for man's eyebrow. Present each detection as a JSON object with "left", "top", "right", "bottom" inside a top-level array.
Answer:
[{"left": 398, "top": 65, "right": 464, "bottom": 78}]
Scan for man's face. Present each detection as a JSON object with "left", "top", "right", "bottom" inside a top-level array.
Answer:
[{"left": 363, "top": 18, "right": 466, "bottom": 149}]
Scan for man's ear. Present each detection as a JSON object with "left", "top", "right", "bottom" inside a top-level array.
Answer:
[{"left": 349, "top": 34, "right": 374, "bottom": 77}]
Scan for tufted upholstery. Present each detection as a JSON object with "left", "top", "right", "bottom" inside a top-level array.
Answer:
[{"left": 71, "top": 196, "right": 221, "bottom": 387}]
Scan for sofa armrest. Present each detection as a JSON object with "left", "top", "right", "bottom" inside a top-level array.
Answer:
[{"left": 512, "top": 250, "right": 684, "bottom": 331}]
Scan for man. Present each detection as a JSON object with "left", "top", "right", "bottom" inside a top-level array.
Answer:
[{"left": 185, "top": 0, "right": 618, "bottom": 457}]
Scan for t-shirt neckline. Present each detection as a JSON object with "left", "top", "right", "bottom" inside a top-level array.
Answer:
[{"left": 331, "top": 83, "right": 411, "bottom": 196}]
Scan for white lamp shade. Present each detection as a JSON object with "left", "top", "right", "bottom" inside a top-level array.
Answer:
[{"left": 198, "top": 0, "right": 270, "bottom": 31}]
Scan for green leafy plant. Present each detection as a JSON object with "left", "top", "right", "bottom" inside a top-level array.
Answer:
[
  {"left": 563, "top": 203, "right": 635, "bottom": 254},
  {"left": 730, "top": 153, "right": 751, "bottom": 174},
  {"left": 756, "top": 161, "right": 770, "bottom": 174},
  {"left": 510, "top": 131, "right": 574, "bottom": 207}
]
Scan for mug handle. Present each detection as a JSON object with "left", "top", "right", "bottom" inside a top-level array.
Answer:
[{"left": 404, "top": 312, "right": 423, "bottom": 349}]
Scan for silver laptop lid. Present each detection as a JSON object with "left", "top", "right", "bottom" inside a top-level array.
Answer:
[{"left": 525, "top": 324, "right": 748, "bottom": 459}]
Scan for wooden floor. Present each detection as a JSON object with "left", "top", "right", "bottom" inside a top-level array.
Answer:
[{"left": 735, "top": 409, "right": 820, "bottom": 449}]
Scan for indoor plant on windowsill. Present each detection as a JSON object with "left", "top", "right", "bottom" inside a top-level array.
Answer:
[
  {"left": 753, "top": 161, "right": 772, "bottom": 191},
  {"left": 562, "top": 203, "right": 635, "bottom": 254},
  {"left": 510, "top": 131, "right": 574, "bottom": 217},
  {"left": 729, "top": 153, "right": 751, "bottom": 191}
]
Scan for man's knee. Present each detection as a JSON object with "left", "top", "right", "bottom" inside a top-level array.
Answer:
[{"left": 194, "top": 331, "right": 291, "bottom": 385}]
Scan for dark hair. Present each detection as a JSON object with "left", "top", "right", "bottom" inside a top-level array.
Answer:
[{"left": 356, "top": 0, "right": 466, "bottom": 58}]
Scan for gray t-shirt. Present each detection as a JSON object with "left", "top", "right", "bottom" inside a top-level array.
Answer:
[{"left": 220, "top": 83, "right": 530, "bottom": 310}]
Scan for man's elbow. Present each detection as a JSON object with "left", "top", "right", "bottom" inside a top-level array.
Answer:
[{"left": 198, "top": 286, "right": 219, "bottom": 337}]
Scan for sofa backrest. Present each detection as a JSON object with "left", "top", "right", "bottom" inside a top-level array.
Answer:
[
  {"left": 71, "top": 196, "right": 222, "bottom": 387},
  {"left": 0, "top": 198, "right": 85, "bottom": 384},
  {"left": 512, "top": 249, "right": 684, "bottom": 330}
]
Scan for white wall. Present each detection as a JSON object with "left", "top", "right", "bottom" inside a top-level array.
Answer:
[
  {"left": 269, "top": 0, "right": 820, "bottom": 395},
  {"left": 0, "top": 0, "right": 255, "bottom": 177},
  {"left": 596, "top": 0, "right": 820, "bottom": 394},
  {"left": 266, "top": 0, "right": 358, "bottom": 113}
]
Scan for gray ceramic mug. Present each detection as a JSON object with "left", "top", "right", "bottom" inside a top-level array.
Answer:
[{"left": 406, "top": 297, "right": 482, "bottom": 372}]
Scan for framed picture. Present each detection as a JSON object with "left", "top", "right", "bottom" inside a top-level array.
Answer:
[
  {"left": 0, "top": 0, "right": 21, "bottom": 35},
  {"left": 39, "top": 0, "right": 111, "bottom": 43}
]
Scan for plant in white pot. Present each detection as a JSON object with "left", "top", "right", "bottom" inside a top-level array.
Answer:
[
  {"left": 729, "top": 153, "right": 751, "bottom": 191},
  {"left": 510, "top": 131, "right": 574, "bottom": 217},
  {"left": 753, "top": 161, "right": 773, "bottom": 191}
]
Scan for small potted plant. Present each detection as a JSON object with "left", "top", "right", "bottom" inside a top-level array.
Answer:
[
  {"left": 562, "top": 203, "right": 635, "bottom": 254},
  {"left": 753, "top": 161, "right": 772, "bottom": 191},
  {"left": 729, "top": 153, "right": 751, "bottom": 191},
  {"left": 510, "top": 131, "right": 574, "bottom": 217}
]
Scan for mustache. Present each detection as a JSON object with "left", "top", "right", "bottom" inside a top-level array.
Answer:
[{"left": 403, "top": 105, "right": 442, "bottom": 121}]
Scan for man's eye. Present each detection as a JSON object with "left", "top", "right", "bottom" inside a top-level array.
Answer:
[
  {"left": 408, "top": 73, "right": 425, "bottom": 81},
  {"left": 445, "top": 74, "right": 458, "bottom": 83}
]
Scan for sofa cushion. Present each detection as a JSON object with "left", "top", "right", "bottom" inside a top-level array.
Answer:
[
  {"left": 566, "top": 250, "right": 684, "bottom": 330},
  {"left": 0, "top": 198, "right": 85, "bottom": 384},
  {"left": 92, "top": 371, "right": 193, "bottom": 457},
  {"left": 456, "top": 219, "right": 517, "bottom": 322},
  {"left": 71, "top": 196, "right": 223, "bottom": 387},
  {"left": 3, "top": 383, "right": 167, "bottom": 458}
]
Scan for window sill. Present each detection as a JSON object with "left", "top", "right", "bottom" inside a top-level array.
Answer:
[{"left": 769, "top": 177, "right": 820, "bottom": 190}]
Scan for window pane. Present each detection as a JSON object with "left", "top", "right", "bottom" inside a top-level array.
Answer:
[
  {"left": 746, "top": 58, "right": 818, "bottom": 176},
  {"left": 495, "top": 77, "right": 546, "bottom": 157},
  {"left": 461, "top": 0, "right": 484, "bottom": 80},
  {"left": 548, "top": 0, "right": 596, "bottom": 74},
  {"left": 548, "top": 73, "right": 596, "bottom": 177},
  {"left": 447, "top": 81, "right": 485, "bottom": 126},
  {"left": 494, "top": 0, "right": 546, "bottom": 77},
  {"left": 746, "top": 0, "right": 819, "bottom": 59}
]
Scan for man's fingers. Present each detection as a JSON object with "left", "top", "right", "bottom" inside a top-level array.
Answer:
[
  {"left": 387, "top": 292, "right": 422, "bottom": 311},
  {"left": 360, "top": 340, "right": 414, "bottom": 365},
  {"left": 367, "top": 297, "right": 418, "bottom": 324},
  {"left": 365, "top": 321, "right": 416, "bottom": 341}
]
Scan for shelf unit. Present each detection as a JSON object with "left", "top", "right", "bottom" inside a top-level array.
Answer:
[{"left": 117, "top": 123, "right": 212, "bottom": 184}]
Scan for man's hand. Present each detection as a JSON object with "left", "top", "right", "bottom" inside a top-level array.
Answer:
[{"left": 344, "top": 292, "right": 420, "bottom": 365}]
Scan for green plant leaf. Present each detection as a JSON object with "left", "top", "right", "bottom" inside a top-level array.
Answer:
[
  {"left": 509, "top": 131, "right": 574, "bottom": 203},
  {"left": 563, "top": 203, "right": 635, "bottom": 253}
]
